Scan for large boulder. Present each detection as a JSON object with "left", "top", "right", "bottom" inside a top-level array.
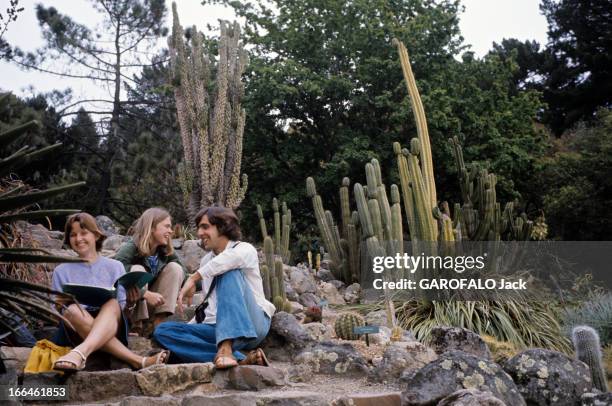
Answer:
[
  {"left": 581, "top": 392, "right": 612, "bottom": 405},
  {"left": 260, "top": 312, "right": 314, "bottom": 361},
  {"left": 212, "top": 365, "right": 286, "bottom": 391},
  {"left": 344, "top": 283, "right": 361, "bottom": 304},
  {"left": 437, "top": 389, "right": 507, "bottom": 406},
  {"left": 289, "top": 267, "right": 317, "bottom": 294},
  {"left": 400, "top": 350, "right": 525, "bottom": 406},
  {"left": 317, "top": 281, "right": 345, "bottom": 305},
  {"left": 103, "top": 234, "right": 128, "bottom": 251},
  {"left": 177, "top": 240, "right": 206, "bottom": 273},
  {"left": 369, "top": 341, "right": 437, "bottom": 383},
  {"left": 365, "top": 310, "right": 389, "bottom": 327},
  {"left": 430, "top": 326, "right": 492, "bottom": 360},
  {"left": 503, "top": 349, "right": 593, "bottom": 406},
  {"left": 136, "top": 363, "right": 214, "bottom": 396},
  {"left": 96, "top": 215, "right": 120, "bottom": 236},
  {"left": 15, "top": 221, "right": 64, "bottom": 249},
  {"left": 294, "top": 341, "right": 369, "bottom": 376},
  {"left": 298, "top": 292, "right": 320, "bottom": 308},
  {"left": 303, "top": 322, "right": 332, "bottom": 341}
]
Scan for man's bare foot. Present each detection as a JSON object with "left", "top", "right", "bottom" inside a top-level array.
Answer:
[{"left": 214, "top": 339, "right": 238, "bottom": 369}]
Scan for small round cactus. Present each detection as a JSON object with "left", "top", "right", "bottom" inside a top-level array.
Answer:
[{"left": 334, "top": 312, "right": 365, "bottom": 340}]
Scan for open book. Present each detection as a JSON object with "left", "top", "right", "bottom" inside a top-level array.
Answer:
[{"left": 62, "top": 272, "right": 154, "bottom": 307}]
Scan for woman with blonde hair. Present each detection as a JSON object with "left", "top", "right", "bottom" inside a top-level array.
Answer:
[
  {"left": 51, "top": 213, "right": 169, "bottom": 372},
  {"left": 115, "top": 208, "right": 188, "bottom": 328}
]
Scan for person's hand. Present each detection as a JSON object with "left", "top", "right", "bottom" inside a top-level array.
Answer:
[
  {"left": 144, "top": 291, "right": 165, "bottom": 307},
  {"left": 126, "top": 286, "right": 140, "bottom": 305},
  {"left": 177, "top": 277, "right": 196, "bottom": 317}
]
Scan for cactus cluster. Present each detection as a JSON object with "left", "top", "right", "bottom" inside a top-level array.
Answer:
[
  {"left": 306, "top": 177, "right": 359, "bottom": 283},
  {"left": 169, "top": 5, "right": 248, "bottom": 219},
  {"left": 256, "top": 198, "right": 291, "bottom": 263},
  {"left": 260, "top": 236, "right": 291, "bottom": 313},
  {"left": 334, "top": 312, "right": 366, "bottom": 341},
  {"left": 572, "top": 325, "right": 608, "bottom": 392}
]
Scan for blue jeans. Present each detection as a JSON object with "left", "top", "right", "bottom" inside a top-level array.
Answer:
[{"left": 153, "top": 269, "right": 271, "bottom": 363}]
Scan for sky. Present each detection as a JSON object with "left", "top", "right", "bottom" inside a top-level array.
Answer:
[{"left": 0, "top": 0, "right": 549, "bottom": 112}]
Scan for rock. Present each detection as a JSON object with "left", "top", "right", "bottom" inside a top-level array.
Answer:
[
  {"left": 503, "top": 348, "right": 593, "bottom": 406},
  {"left": 0, "top": 346, "right": 30, "bottom": 371},
  {"left": 284, "top": 281, "right": 299, "bottom": 301},
  {"left": 15, "top": 221, "right": 64, "bottom": 249},
  {"left": 316, "top": 268, "right": 334, "bottom": 282},
  {"left": 183, "top": 390, "right": 328, "bottom": 405},
  {"left": 260, "top": 312, "right": 314, "bottom": 361},
  {"left": 298, "top": 292, "right": 320, "bottom": 308},
  {"left": 329, "top": 279, "right": 345, "bottom": 290},
  {"left": 369, "top": 341, "right": 437, "bottom": 383},
  {"left": 368, "top": 326, "right": 392, "bottom": 345},
  {"left": 135, "top": 362, "right": 214, "bottom": 396},
  {"left": 344, "top": 283, "right": 362, "bottom": 304},
  {"left": 212, "top": 365, "right": 286, "bottom": 390},
  {"left": 581, "top": 392, "right": 612, "bottom": 405},
  {"left": 289, "top": 301, "right": 304, "bottom": 314},
  {"left": 333, "top": 392, "right": 402, "bottom": 406},
  {"left": 69, "top": 369, "right": 141, "bottom": 401},
  {"left": 289, "top": 267, "right": 318, "bottom": 294},
  {"left": 96, "top": 215, "right": 120, "bottom": 236},
  {"left": 365, "top": 310, "right": 388, "bottom": 327},
  {"left": 400, "top": 350, "right": 525, "bottom": 406},
  {"left": 171, "top": 238, "right": 183, "bottom": 250},
  {"left": 287, "top": 363, "right": 314, "bottom": 383},
  {"left": 294, "top": 341, "right": 369, "bottom": 376},
  {"left": 318, "top": 281, "right": 345, "bottom": 305},
  {"left": 128, "top": 336, "right": 154, "bottom": 355},
  {"left": 120, "top": 396, "right": 181, "bottom": 406},
  {"left": 0, "top": 347, "right": 30, "bottom": 385},
  {"left": 177, "top": 240, "right": 206, "bottom": 272},
  {"left": 437, "top": 389, "right": 507, "bottom": 406},
  {"left": 430, "top": 326, "right": 492, "bottom": 360},
  {"left": 303, "top": 322, "right": 332, "bottom": 341},
  {"left": 103, "top": 234, "right": 128, "bottom": 251}
]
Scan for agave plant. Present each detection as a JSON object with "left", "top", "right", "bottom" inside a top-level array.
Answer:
[{"left": 0, "top": 109, "right": 85, "bottom": 345}]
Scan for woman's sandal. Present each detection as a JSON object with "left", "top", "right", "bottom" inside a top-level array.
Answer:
[
  {"left": 53, "top": 349, "right": 87, "bottom": 372},
  {"left": 214, "top": 354, "right": 238, "bottom": 370},
  {"left": 140, "top": 350, "right": 170, "bottom": 369},
  {"left": 239, "top": 348, "right": 270, "bottom": 367}
]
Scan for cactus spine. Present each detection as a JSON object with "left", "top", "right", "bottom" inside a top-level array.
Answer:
[
  {"left": 572, "top": 326, "right": 608, "bottom": 392},
  {"left": 170, "top": 5, "right": 247, "bottom": 218},
  {"left": 334, "top": 312, "right": 366, "bottom": 341}
]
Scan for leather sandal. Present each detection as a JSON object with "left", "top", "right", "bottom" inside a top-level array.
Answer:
[
  {"left": 239, "top": 348, "right": 270, "bottom": 366},
  {"left": 214, "top": 354, "right": 238, "bottom": 369},
  {"left": 140, "top": 349, "right": 170, "bottom": 369},
  {"left": 53, "top": 349, "right": 87, "bottom": 372}
]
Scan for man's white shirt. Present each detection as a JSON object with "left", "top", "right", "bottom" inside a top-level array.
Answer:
[{"left": 190, "top": 241, "right": 275, "bottom": 324}]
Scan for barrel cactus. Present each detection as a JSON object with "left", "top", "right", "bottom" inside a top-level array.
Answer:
[{"left": 334, "top": 312, "right": 366, "bottom": 340}]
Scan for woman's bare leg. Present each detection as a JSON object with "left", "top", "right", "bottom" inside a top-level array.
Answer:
[{"left": 57, "top": 301, "right": 164, "bottom": 369}]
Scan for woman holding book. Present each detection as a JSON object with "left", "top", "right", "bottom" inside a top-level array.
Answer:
[
  {"left": 114, "top": 207, "right": 188, "bottom": 328},
  {"left": 51, "top": 213, "right": 169, "bottom": 372}
]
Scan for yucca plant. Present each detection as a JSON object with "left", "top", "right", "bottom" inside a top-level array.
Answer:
[
  {"left": 0, "top": 106, "right": 85, "bottom": 350},
  {"left": 397, "top": 299, "right": 571, "bottom": 353}
]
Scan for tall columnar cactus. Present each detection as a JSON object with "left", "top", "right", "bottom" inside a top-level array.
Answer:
[
  {"left": 257, "top": 198, "right": 291, "bottom": 263},
  {"left": 170, "top": 3, "right": 247, "bottom": 220},
  {"left": 572, "top": 326, "right": 608, "bottom": 392},
  {"left": 393, "top": 38, "right": 437, "bottom": 210},
  {"left": 449, "top": 136, "right": 532, "bottom": 241},
  {"left": 306, "top": 177, "right": 347, "bottom": 280},
  {"left": 334, "top": 312, "right": 366, "bottom": 341}
]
